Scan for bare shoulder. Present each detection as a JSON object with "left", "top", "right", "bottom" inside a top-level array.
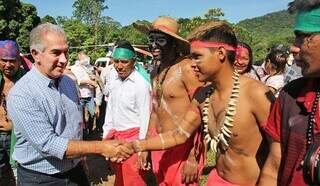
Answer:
[
  {"left": 178, "top": 58, "right": 194, "bottom": 74},
  {"left": 178, "top": 58, "right": 203, "bottom": 89},
  {"left": 241, "top": 76, "right": 270, "bottom": 100}
]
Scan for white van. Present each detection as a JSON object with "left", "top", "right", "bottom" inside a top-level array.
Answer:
[{"left": 95, "top": 57, "right": 111, "bottom": 68}]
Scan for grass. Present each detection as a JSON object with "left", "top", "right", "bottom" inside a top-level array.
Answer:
[{"left": 199, "top": 150, "right": 216, "bottom": 186}]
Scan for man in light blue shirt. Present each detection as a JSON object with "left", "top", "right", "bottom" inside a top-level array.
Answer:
[{"left": 7, "top": 23, "right": 133, "bottom": 186}]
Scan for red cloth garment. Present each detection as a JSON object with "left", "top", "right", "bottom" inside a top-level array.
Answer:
[
  {"left": 21, "top": 55, "right": 33, "bottom": 71},
  {"left": 104, "top": 127, "right": 147, "bottom": 186},
  {"left": 206, "top": 169, "right": 246, "bottom": 186},
  {"left": 151, "top": 128, "right": 204, "bottom": 186},
  {"left": 263, "top": 78, "right": 320, "bottom": 186}
]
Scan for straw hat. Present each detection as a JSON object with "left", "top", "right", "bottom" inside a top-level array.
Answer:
[{"left": 133, "top": 16, "right": 190, "bottom": 54}]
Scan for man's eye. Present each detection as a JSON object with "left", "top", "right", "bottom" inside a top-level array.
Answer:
[
  {"left": 190, "top": 54, "right": 200, "bottom": 60},
  {"left": 157, "top": 39, "right": 167, "bottom": 45}
]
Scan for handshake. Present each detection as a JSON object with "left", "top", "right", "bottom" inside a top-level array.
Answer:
[{"left": 100, "top": 139, "right": 143, "bottom": 163}]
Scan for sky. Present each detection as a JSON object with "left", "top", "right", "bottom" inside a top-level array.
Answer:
[{"left": 22, "top": 0, "right": 292, "bottom": 26}]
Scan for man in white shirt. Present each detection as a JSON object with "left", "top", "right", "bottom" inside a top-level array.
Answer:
[
  {"left": 71, "top": 52, "right": 99, "bottom": 135},
  {"left": 102, "top": 40, "right": 152, "bottom": 186}
]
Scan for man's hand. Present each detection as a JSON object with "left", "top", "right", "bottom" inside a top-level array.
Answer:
[
  {"left": 181, "top": 154, "right": 198, "bottom": 184},
  {"left": 137, "top": 151, "right": 151, "bottom": 170},
  {"left": 101, "top": 140, "right": 134, "bottom": 162}
]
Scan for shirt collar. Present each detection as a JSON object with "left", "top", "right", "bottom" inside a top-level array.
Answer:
[
  {"left": 116, "top": 69, "right": 137, "bottom": 83},
  {"left": 297, "top": 78, "right": 320, "bottom": 112},
  {"left": 32, "top": 67, "right": 60, "bottom": 88}
]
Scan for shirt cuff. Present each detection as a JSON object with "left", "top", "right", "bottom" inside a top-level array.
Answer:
[{"left": 50, "top": 137, "right": 69, "bottom": 160}]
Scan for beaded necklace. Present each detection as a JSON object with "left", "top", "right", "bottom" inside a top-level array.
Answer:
[
  {"left": 155, "top": 65, "right": 171, "bottom": 105},
  {"left": 306, "top": 91, "right": 320, "bottom": 149},
  {"left": 203, "top": 70, "right": 241, "bottom": 153}
]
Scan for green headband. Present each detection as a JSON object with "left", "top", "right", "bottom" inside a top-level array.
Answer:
[
  {"left": 112, "top": 48, "right": 135, "bottom": 60},
  {"left": 295, "top": 7, "right": 320, "bottom": 33}
]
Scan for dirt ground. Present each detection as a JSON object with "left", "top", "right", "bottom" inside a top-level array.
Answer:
[{"left": 85, "top": 153, "right": 115, "bottom": 186}]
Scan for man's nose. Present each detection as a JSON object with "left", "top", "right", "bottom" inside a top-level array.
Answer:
[
  {"left": 116, "top": 62, "right": 124, "bottom": 69},
  {"left": 290, "top": 45, "right": 300, "bottom": 59},
  {"left": 59, "top": 53, "right": 68, "bottom": 64}
]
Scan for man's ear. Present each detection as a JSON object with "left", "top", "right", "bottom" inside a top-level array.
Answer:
[
  {"left": 217, "top": 47, "right": 227, "bottom": 62},
  {"left": 31, "top": 49, "right": 40, "bottom": 64}
]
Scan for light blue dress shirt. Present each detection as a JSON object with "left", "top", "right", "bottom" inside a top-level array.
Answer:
[{"left": 7, "top": 67, "right": 83, "bottom": 174}]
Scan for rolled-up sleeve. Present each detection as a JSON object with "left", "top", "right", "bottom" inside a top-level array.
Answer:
[{"left": 7, "top": 94, "right": 69, "bottom": 160}]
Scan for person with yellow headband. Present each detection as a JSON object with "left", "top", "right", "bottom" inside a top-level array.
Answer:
[
  {"left": 259, "top": 1, "right": 320, "bottom": 185},
  {"left": 102, "top": 40, "right": 152, "bottom": 186},
  {"left": 128, "top": 21, "right": 273, "bottom": 186}
]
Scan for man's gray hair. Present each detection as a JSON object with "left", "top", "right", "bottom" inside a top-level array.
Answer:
[{"left": 29, "top": 23, "right": 67, "bottom": 52}]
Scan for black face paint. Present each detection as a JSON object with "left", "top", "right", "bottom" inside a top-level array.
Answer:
[
  {"left": 148, "top": 32, "right": 174, "bottom": 61},
  {"left": 265, "top": 90, "right": 276, "bottom": 104}
]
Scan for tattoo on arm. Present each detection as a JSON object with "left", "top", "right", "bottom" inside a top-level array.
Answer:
[{"left": 265, "top": 90, "right": 276, "bottom": 104}]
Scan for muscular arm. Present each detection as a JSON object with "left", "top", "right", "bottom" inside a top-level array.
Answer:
[
  {"left": 133, "top": 100, "right": 201, "bottom": 152},
  {"left": 258, "top": 136, "right": 281, "bottom": 186},
  {"left": 180, "top": 60, "right": 204, "bottom": 183},
  {"left": 249, "top": 82, "right": 273, "bottom": 126}
]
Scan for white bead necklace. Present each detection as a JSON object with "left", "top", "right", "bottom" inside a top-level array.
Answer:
[{"left": 203, "top": 70, "right": 240, "bottom": 153}]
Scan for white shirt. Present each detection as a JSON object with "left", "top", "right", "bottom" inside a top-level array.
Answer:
[
  {"left": 262, "top": 74, "right": 285, "bottom": 97},
  {"left": 102, "top": 69, "right": 152, "bottom": 139},
  {"left": 70, "top": 63, "right": 95, "bottom": 98},
  {"left": 100, "top": 64, "right": 117, "bottom": 97}
]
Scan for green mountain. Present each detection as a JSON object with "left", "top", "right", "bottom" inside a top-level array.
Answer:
[{"left": 236, "top": 10, "right": 296, "bottom": 61}]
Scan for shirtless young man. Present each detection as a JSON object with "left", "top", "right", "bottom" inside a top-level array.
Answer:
[
  {"left": 131, "top": 21, "right": 273, "bottom": 185},
  {"left": 133, "top": 16, "right": 205, "bottom": 185}
]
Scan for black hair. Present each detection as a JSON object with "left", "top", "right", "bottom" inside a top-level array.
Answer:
[
  {"left": 187, "top": 21, "right": 238, "bottom": 64},
  {"left": 114, "top": 40, "right": 135, "bottom": 53},
  {"left": 265, "top": 46, "right": 288, "bottom": 74},
  {"left": 288, "top": 0, "right": 320, "bottom": 13},
  {"left": 237, "top": 42, "right": 253, "bottom": 73}
]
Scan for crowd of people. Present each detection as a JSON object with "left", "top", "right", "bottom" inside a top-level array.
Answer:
[{"left": 1, "top": 0, "right": 320, "bottom": 185}]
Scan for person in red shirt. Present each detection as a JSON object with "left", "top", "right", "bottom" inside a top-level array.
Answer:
[{"left": 259, "top": 1, "right": 320, "bottom": 185}]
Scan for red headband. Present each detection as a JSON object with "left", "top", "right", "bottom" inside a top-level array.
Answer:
[
  {"left": 235, "top": 45, "right": 249, "bottom": 60},
  {"left": 191, "top": 40, "right": 236, "bottom": 51}
]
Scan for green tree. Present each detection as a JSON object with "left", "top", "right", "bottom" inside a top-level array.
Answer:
[
  {"left": 178, "top": 8, "right": 225, "bottom": 38},
  {"left": 0, "top": 0, "right": 40, "bottom": 53},
  {"left": 41, "top": 15, "right": 57, "bottom": 24},
  {"left": 73, "top": 0, "right": 108, "bottom": 49},
  {"left": 120, "top": 25, "right": 148, "bottom": 45},
  {"left": 204, "top": 8, "right": 224, "bottom": 20}
]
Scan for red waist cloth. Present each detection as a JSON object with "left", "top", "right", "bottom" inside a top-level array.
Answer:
[
  {"left": 206, "top": 169, "right": 248, "bottom": 186},
  {"left": 104, "top": 127, "right": 146, "bottom": 186},
  {"left": 150, "top": 128, "right": 204, "bottom": 186}
]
